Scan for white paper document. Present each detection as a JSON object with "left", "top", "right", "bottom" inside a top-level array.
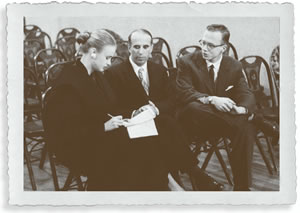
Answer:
[{"left": 123, "top": 109, "right": 158, "bottom": 139}]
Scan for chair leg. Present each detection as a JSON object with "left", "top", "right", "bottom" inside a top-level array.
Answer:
[
  {"left": 48, "top": 152, "right": 60, "bottom": 191},
  {"left": 266, "top": 136, "right": 278, "bottom": 173},
  {"left": 39, "top": 143, "right": 48, "bottom": 169},
  {"left": 200, "top": 148, "right": 214, "bottom": 171},
  {"left": 214, "top": 147, "right": 233, "bottom": 186},
  {"left": 24, "top": 138, "right": 37, "bottom": 191},
  {"left": 75, "top": 176, "right": 84, "bottom": 191},
  {"left": 170, "top": 170, "right": 184, "bottom": 188},
  {"left": 255, "top": 137, "right": 273, "bottom": 175},
  {"left": 62, "top": 172, "right": 74, "bottom": 191}
]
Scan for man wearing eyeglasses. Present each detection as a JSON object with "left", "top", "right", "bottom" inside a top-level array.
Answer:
[{"left": 176, "top": 24, "right": 256, "bottom": 191}]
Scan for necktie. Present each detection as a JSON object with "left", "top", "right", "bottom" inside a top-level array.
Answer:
[
  {"left": 208, "top": 65, "right": 215, "bottom": 87},
  {"left": 138, "top": 67, "right": 149, "bottom": 95}
]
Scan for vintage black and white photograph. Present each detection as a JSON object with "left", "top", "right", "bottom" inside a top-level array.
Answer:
[{"left": 7, "top": 2, "right": 295, "bottom": 205}]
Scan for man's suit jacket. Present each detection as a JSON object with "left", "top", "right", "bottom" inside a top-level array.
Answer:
[
  {"left": 105, "top": 59, "right": 174, "bottom": 117},
  {"left": 176, "top": 51, "right": 256, "bottom": 112}
]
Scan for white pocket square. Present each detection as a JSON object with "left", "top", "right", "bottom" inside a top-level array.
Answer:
[{"left": 225, "top": 85, "right": 234, "bottom": 91}]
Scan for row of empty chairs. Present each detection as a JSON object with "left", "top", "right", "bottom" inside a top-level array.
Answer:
[{"left": 24, "top": 24, "right": 279, "bottom": 191}]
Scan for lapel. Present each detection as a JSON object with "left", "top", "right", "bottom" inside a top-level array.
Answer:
[
  {"left": 147, "top": 62, "right": 156, "bottom": 96},
  {"left": 193, "top": 52, "right": 215, "bottom": 95},
  {"left": 216, "top": 56, "right": 230, "bottom": 96},
  {"left": 124, "top": 60, "right": 149, "bottom": 100}
]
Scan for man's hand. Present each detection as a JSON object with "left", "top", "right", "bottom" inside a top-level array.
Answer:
[
  {"left": 104, "top": 115, "right": 124, "bottom": 132},
  {"left": 132, "top": 103, "right": 158, "bottom": 118},
  {"left": 211, "top": 96, "right": 236, "bottom": 112},
  {"left": 230, "top": 105, "right": 248, "bottom": 115}
]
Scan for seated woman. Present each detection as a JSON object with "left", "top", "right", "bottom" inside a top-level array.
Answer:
[{"left": 44, "top": 29, "right": 168, "bottom": 191}]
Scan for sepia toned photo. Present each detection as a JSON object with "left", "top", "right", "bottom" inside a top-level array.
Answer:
[{"left": 7, "top": 2, "right": 295, "bottom": 205}]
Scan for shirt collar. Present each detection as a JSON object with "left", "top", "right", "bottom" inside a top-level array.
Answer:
[
  {"left": 206, "top": 55, "right": 223, "bottom": 71},
  {"left": 129, "top": 56, "right": 148, "bottom": 74}
]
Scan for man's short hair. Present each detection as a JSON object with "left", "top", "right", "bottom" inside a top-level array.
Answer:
[
  {"left": 206, "top": 24, "right": 230, "bottom": 44},
  {"left": 128, "top": 29, "right": 153, "bottom": 46}
]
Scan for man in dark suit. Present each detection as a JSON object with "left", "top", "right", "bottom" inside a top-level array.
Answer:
[
  {"left": 105, "top": 29, "right": 223, "bottom": 190},
  {"left": 176, "top": 24, "right": 256, "bottom": 191}
]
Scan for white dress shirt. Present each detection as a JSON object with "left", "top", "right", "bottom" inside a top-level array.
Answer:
[{"left": 129, "top": 56, "right": 150, "bottom": 88}]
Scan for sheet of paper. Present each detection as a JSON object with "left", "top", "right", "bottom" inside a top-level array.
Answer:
[
  {"left": 127, "top": 118, "right": 158, "bottom": 139},
  {"left": 123, "top": 109, "right": 156, "bottom": 127}
]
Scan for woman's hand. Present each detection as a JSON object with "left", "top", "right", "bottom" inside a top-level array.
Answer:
[{"left": 104, "top": 115, "right": 123, "bottom": 132}]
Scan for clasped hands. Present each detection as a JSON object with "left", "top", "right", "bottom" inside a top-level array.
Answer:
[{"left": 201, "top": 96, "right": 247, "bottom": 115}]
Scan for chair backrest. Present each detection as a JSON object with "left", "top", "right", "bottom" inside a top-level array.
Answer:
[
  {"left": 34, "top": 48, "right": 66, "bottom": 75},
  {"left": 269, "top": 45, "right": 280, "bottom": 90},
  {"left": 34, "top": 48, "right": 67, "bottom": 87},
  {"left": 152, "top": 37, "right": 174, "bottom": 67},
  {"left": 116, "top": 40, "right": 130, "bottom": 59},
  {"left": 24, "top": 67, "right": 42, "bottom": 118},
  {"left": 45, "top": 61, "right": 73, "bottom": 88},
  {"left": 150, "top": 51, "right": 172, "bottom": 69},
  {"left": 223, "top": 42, "right": 238, "bottom": 60},
  {"left": 240, "top": 55, "right": 279, "bottom": 109},
  {"left": 24, "top": 24, "right": 42, "bottom": 38},
  {"left": 176, "top": 45, "right": 202, "bottom": 58},
  {"left": 56, "top": 27, "right": 80, "bottom": 41},
  {"left": 176, "top": 45, "right": 202, "bottom": 67},
  {"left": 110, "top": 55, "right": 125, "bottom": 67},
  {"left": 24, "top": 30, "right": 52, "bottom": 49},
  {"left": 24, "top": 39, "right": 44, "bottom": 69},
  {"left": 55, "top": 36, "right": 79, "bottom": 62}
]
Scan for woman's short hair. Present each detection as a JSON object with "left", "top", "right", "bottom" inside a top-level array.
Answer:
[{"left": 76, "top": 29, "right": 116, "bottom": 53}]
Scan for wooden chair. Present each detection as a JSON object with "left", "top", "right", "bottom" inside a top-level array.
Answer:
[
  {"left": 24, "top": 30, "right": 52, "bottom": 49},
  {"left": 223, "top": 42, "right": 239, "bottom": 60},
  {"left": 34, "top": 48, "right": 66, "bottom": 90},
  {"left": 240, "top": 55, "right": 279, "bottom": 174},
  {"left": 111, "top": 55, "right": 125, "bottom": 66},
  {"left": 24, "top": 67, "right": 45, "bottom": 191},
  {"left": 24, "top": 24, "right": 42, "bottom": 39},
  {"left": 153, "top": 37, "right": 174, "bottom": 68},
  {"left": 55, "top": 36, "right": 79, "bottom": 62},
  {"left": 56, "top": 27, "right": 80, "bottom": 41},
  {"left": 150, "top": 51, "right": 172, "bottom": 69},
  {"left": 176, "top": 45, "right": 202, "bottom": 67},
  {"left": 45, "top": 61, "right": 73, "bottom": 88}
]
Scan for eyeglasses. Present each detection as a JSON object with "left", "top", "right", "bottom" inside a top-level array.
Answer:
[{"left": 198, "top": 40, "right": 225, "bottom": 51}]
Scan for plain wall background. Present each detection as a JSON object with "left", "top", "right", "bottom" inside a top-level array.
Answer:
[
  {"left": 26, "top": 16, "right": 279, "bottom": 64},
  {"left": 26, "top": 16, "right": 279, "bottom": 92}
]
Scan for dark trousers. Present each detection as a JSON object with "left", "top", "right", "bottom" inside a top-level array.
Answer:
[
  {"left": 177, "top": 101, "right": 256, "bottom": 189},
  {"left": 155, "top": 114, "right": 199, "bottom": 173}
]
